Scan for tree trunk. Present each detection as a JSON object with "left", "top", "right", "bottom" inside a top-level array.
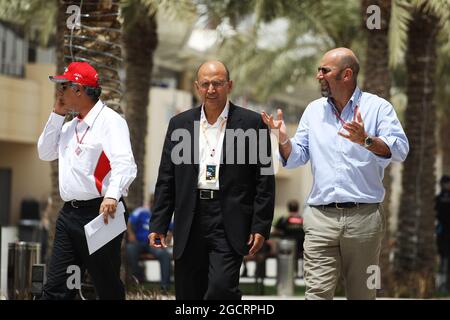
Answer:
[
  {"left": 439, "top": 111, "right": 450, "bottom": 175},
  {"left": 64, "top": 0, "right": 122, "bottom": 112},
  {"left": 46, "top": 0, "right": 69, "bottom": 263},
  {"left": 362, "top": 0, "right": 391, "bottom": 98},
  {"left": 361, "top": 0, "right": 394, "bottom": 297},
  {"left": 122, "top": 7, "right": 158, "bottom": 211},
  {"left": 393, "top": 4, "right": 439, "bottom": 298}
]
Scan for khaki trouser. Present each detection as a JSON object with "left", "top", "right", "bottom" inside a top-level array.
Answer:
[{"left": 302, "top": 203, "right": 385, "bottom": 300}]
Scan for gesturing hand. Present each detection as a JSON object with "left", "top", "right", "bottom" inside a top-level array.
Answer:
[
  {"left": 338, "top": 109, "right": 367, "bottom": 145},
  {"left": 261, "top": 109, "right": 288, "bottom": 144}
]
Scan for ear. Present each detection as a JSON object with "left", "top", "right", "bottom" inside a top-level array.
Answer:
[
  {"left": 227, "top": 80, "right": 233, "bottom": 92},
  {"left": 344, "top": 68, "right": 353, "bottom": 82}
]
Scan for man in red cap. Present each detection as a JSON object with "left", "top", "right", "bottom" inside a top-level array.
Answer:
[{"left": 37, "top": 61, "right": 137, "bottom": 300}]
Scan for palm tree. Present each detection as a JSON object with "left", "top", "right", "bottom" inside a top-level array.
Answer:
[
  {"left": 65, "top": 0, "right": 123, "bottom": 111},
  {"left": 394, "top": 1, "right": 443, "bottom": 298},
  {"left": 120, "top": 0, "right": 196, "bottom": 211},
  {"left": 436, "top": 40, "right": 450, "bottom": 175},
  {"left": 361, "top": 0, "right": 394, "bottom": 297},
  {"left": 200, "top": 0, "right": 363, "bottom": 103},
  {"left": 121, "top": 1, "right": 158, "bottom": 211}
]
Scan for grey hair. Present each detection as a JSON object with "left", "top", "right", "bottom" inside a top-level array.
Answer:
[{"left": 84, "top": 86, "right": 102, "bottom": 102}]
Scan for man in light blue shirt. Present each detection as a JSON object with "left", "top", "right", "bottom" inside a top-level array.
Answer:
[{"left": 262, "top": 47, "right": 409, "bottom": 299}]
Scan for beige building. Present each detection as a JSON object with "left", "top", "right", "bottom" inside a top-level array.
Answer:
[{"left": 0, "top": 64, "right": 54, "bottom": 225}]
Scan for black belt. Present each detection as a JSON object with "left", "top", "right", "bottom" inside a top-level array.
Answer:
[
  {"left": 322, "top": 202, "right": 362, "bottom": 209},
  {"left": 66, "top": 197, "right": 104, "bottom": 209},
  {"left": 198, "top": 189, "right": 219, "bottom": 200}
]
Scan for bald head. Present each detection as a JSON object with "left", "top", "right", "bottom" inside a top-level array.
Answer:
[
  {"left": 323, "top": 47, "right": 360, "bottom": 82},
  {"left": 195, "top": 60, "right": 233, "bottom": 111},
  {"left": 196, "top": 60, "right": 230, "bottom": 81}
]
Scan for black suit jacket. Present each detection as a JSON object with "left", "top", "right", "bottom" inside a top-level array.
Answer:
[{"left": 150, "top": 103, "right": 275, "bottom": 260}]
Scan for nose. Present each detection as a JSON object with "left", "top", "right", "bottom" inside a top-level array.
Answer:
[{"left": 316, "top": 71, "right": 323, "bottom": 80}]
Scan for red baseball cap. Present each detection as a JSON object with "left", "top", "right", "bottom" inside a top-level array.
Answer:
[{"left": 49, "top": 62, "right": 100, "bottom": 87}]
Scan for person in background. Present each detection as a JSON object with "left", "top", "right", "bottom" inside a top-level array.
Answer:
[
  {"left": 126, "top": 194, "right": 172, "bottom": 293},
  {"left": 436, "top": 175, "right": 450, "bottom": 292},
  {"left": 272, "top": 200, "right": 305, "bottom": 277}
]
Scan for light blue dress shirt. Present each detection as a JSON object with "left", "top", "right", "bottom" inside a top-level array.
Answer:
[{"left": 283, "top": 87, "right": 409, "bottom": 205}]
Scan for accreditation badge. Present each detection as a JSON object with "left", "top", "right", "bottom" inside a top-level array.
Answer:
[{"left": 205, "top": 164, "right": 217, "bottom": 183}]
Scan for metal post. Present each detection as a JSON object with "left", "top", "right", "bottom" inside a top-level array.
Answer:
[
  {"left": 276, "top": 239, "right": 295, "bottom": 296},
  {"left": 7, "top": 241, "right": 41, "bottom": 299}
]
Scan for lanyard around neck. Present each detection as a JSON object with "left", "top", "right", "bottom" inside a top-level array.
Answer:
[
  {"left": 75, "top": 121, "right": 90, "bottom": 144},
  {"left": 201, "top": 117, "right": 227, "bottom": 158},
  {"left": 74, "top": 103, "right": 106, "bottom": 145},
  {"left": 333, "top": 94, "right": 361, "bottom": 125}
]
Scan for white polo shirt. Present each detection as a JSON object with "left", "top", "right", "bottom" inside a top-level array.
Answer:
[{"left": 37, "top": 100, "right": 137, "bottom": 202}]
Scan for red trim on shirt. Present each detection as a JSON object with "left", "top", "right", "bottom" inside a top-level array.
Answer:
[
  {"left": 94, "top": 151, "right": 111, "bottom": 194},
  {"left": 287, "top": 216, "right": 303, "bottom": 225}
]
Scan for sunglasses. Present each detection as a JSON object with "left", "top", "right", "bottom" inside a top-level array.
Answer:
[
  {"left": 317, "top": 67, "right": 333, "bottom": 74},
  {"left": 318, "top": 66, "right": 350, "bottom": 76},
  {"left": 58, "top": 82, "right": 77, "bottom": 92}
]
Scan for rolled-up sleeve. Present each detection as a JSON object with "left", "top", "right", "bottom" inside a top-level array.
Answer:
[
  {"left": 279, "top": 110, "right": 310, "bottom": 169},
  {"left": 376, "top": 102, "right": 409, "bottom": 165}
]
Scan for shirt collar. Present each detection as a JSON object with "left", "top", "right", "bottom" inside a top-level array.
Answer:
[
  {"left": 327, "top": 87, "right": 362, "bottom": 111},
  {"left": 79, "top": 99, "right": 104, "bottom": 127},
  {"left": 349, "top": 87, "right": 362, "bottom": 110},
  {"left": 200, "top": 100, "right": 229, "bottom": 126}
]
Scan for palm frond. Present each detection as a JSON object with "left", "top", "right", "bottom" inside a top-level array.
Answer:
[
  {"left": 215, "top": 0, "right": 362, "bottom": 102},
  {"left": 419, "top": 0, "right": 450, "bottom": 33},
  {"left": 388, "top": 0, "right": 411, "bottom": 68},
  {"left": 219, "top": 18, "right": 322, "bottom": 102},
  {"left": 390, "top": 0, "right": 450, "bottom": 68},
  {"left": 121, "top": 0, "right": 196, "bottom": 30},
  {"left": 0, "top": 0, "right": 57, "bottom": 46}
]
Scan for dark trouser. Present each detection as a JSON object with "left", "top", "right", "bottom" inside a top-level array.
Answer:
[
  {"left": 42, "top": 199, "right": 127, "bottom": 300},
  {"left": 175, "top": 198, "right": 243, "bottom": 300}
]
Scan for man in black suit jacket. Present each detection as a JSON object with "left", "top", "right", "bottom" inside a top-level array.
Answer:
[{"left": 149, "top": 61, "right": 275, "bottom": 299}]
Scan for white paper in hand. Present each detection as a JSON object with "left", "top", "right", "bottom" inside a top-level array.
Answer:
[{"left": 84, "top": 201, "right": 126, "bottom": 255}]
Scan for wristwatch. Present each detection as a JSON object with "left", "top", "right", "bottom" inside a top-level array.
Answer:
[{"left": 363, "top": 135, "right": 373, "bottom": 148}]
